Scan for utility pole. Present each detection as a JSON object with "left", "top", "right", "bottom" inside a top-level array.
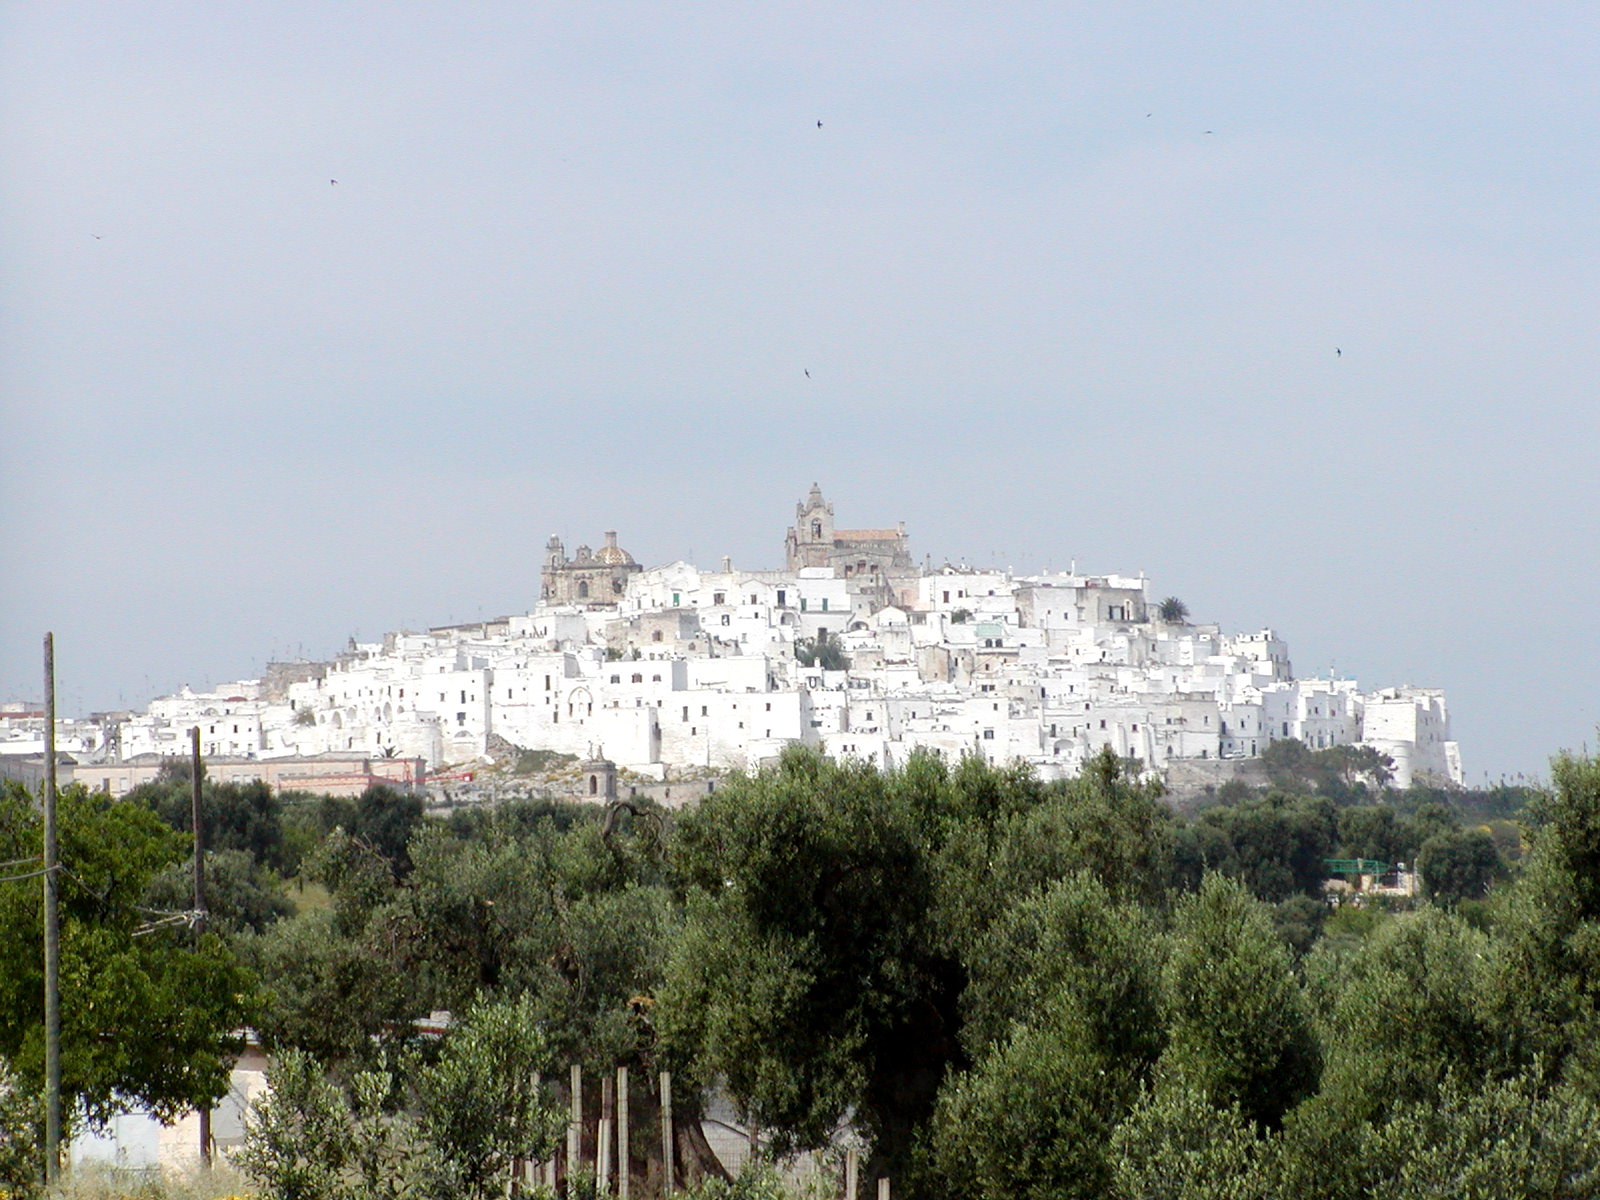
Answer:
[
  {"left": 190, "top": 726, "right": 210, "bottom": 1166},
  {"left": 42, "top": 634, "right": 62, "bottom": 1186}
]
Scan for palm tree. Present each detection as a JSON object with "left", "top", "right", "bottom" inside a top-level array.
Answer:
[{"left": 1157, "top": 596, "right": 1190, "bottom": 624}]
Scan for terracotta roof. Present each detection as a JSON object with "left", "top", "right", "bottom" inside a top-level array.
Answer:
[{"left": 835, "top": 529, "right": 903, "bottom": 541}]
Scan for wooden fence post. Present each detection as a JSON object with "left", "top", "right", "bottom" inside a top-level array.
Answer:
[
  {"left": 660, "top": 1070, "right": 674, "bottom": 1197},
  {"left": 617, "top": 1066, "right": 630, "bottom": 1200},
  {"left": 844, "top": 1148, "right": 858, "bottom": 1200},
  {"left": 569, "top": 1065, "right": 583, "bottom": 1186},
  {"left": 598, "top": 1073, "right": 614, "bottom": 1193}
]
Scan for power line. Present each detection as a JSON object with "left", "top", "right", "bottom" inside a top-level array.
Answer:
[{"left": 0, "top": 864, "right": 56, "bottom": 884}]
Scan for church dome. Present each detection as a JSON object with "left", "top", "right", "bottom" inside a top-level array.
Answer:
[{"left": 595, "top": 530, "right": 636, "bottom": 565}]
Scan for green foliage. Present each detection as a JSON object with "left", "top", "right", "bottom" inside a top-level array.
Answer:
[
  {"left": 1155, "top": 874, "right": 1318, "bottom": 1129},
  {"left": 793, "top": 631, "right": 848, "bottom": 670},
  {"left": 0, "top": 1057, "right": 41, "bottom": 1200},
  {"left": 349, "top": 786, "right": 426, "bottom": 877},
  {"left": 129, "top": 774, "right": 293, "bottom": 874},
  {"left": 675, "top": 1162, "right": 788, "bottom": 1200},
  {"left": 958, "top": 873, "right": 1162, "bottom": 1065},
  {"left": 662, "top": 746, "right": 951, "bottom": 1169},
  {"left": 1156, "top": 596, "right": 1189, "bottom": 623},
  {"left": 974, "top": 748, "right": 1177, "bottom": 917},
  {"left": 1110, "top": 1082, "right": 1277, "bottom": 1200},
  {"left": 509, "top": 747, "right": 580, "bottom": 776},
  {"left": 238, "top": 995, "right": 562, "bottom": 1200},
  {"left": 249, "top": 797, "right": 670, "bottom": 1075},
  {"left": 1182, "top": 792, "right": 1336, "bottom": 902},
  {"left": 245, "top": 907, "right": 421, "bottom": 1062},
  {"left": 1486, "top": 751, "right": 1600, "bottom": 1094},
  {"left": 0, "top": 782, "right": 256, "bottom": 1130},
  {"left": 195, "top": 747, "right": 1600, "bottom": 1199},
  {"left": 1305, "top": 907, "right": 1491, "bottom": 1125},
  {"left": 145, "top": 848, "right": 294, "bottom": 935},
  {"left": 1365, "top": 1073, "right": 1600, "bottom": 1199},
  {"left": 929, "top": 1007, "right": 1137, "bottom": 1200},
  {"left": 920, "top": 873, "right": 1165, "bottom": 1199},
  {"left": 1417, "top": 826, "right": 1503, "bottom": 904},
  {"left": 1260, "top": 738, "right": 1393, "bottom": 799},
  {"left": 662, "top": 746, "right": 1181, "bottom": 1182},
  {"left": 1268, "top": 894, "right": 1325, "bottom": 958}
]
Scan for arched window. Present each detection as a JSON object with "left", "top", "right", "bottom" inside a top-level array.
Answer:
[
  {"left": 589, "top": 775, "right": 598, "bottom": 795},
  {"left": 811, "top": 520, "right": 822, "bottom": 537},
  {"left": 577, "top": 580, "right": 590, "bottom": 599}
]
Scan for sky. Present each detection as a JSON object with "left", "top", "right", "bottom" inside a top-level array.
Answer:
[{"left": 2, "top": 2, "right": 1596, "bottom": 782}]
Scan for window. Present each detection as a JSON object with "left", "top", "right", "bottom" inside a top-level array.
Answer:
[
  {"left": 714, "top": 592, "right": 725, "bottom": 605},
  {"left": 652, "top": 674, "right": 661, "bottom": 683},
  {"left": 652, "top": 630, "right": 663, "bottom": 642},
  {"left": 610, "top": 675, "right": 621, "bottom": 684},
  {"left": 578, "top": 581, "right": 590, "bottom": 599},
  {"left": 701, "top": 706, "right": 708, "bottom": 717},
  {"left": 983, "top": 729, "right": 995, "bottom": 740},
  {"left": 457, "top": 712, "right": 467, "bottom": 725},
  {"left": 812, "top": 520, "right": 822, "bottom": 537},
  {"left": 777, "top": 590, "right": 787, "bottom": 606},
  {"left": 721, "top": 614, "right": 731, "bottom": 626},
  {"left": 672, "top": 592, "right": 681, "bottom": 606},
  {"left": 800, "top": 598, "right": 808, "bottom": 611},
  {"left": 631, "top": 673, "right": 643, "bottom": 683},
  {"left": 821, "top": 598, "right": 829, "bottom": 611}
]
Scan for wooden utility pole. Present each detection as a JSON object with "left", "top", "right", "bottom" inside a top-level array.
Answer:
[
  {"left": 42, "top": 634, "right": 61, "bottom": 1186},
  {"left": 190, "top": 727, "right": 210, "bottom": 1165}
]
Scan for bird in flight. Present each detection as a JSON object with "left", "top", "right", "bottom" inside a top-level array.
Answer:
[
  {"left": 804, "top": 369, "right": 811, "bottom": 378},
  {"left": 816, "top": 120, "right": 823, "bottom": 128},
  {"left": 330, "top": 179, "right": 338, "bottom": 185},
  {"left": 1335, "top": 348, "right": 1342, "bottom": 357},
  {"left": 92, "top": 234, "right": 103, "bottom": 240}
]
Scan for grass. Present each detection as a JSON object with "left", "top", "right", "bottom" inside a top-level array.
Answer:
[
  {"left": 287, "top": 879, "right": 332, "bottom": 914},
  {"left": 52, "top": 1161, "right": 251, "bottom": 1200}
]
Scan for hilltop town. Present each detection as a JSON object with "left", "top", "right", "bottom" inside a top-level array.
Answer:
[{"left": 2, "top": 487, "right": 1461, "bottom": 800}]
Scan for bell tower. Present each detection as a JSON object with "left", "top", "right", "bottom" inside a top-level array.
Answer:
[{"left": 785, "top": 483, "right": 835, "bottom": 570}]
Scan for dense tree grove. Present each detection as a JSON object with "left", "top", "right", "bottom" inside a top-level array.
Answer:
[{"left": 4, "top": 741, "right": 1599, "bottom": 1199}]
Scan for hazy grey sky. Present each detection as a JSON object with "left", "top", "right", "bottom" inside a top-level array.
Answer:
[{"left": 3, "top": 2, "right": 1596, "bottom": 781}]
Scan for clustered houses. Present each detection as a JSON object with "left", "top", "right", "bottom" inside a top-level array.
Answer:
[{"left": 22, "top": 487, "right": 1464, "bottom": 794}]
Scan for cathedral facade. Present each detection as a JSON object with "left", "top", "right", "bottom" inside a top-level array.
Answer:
[
  {"left": 783, "top": 484, "right": 916, "bottom": 582},
  {"left": 542, "top": 530, "right": 642, "bottom": 607}
]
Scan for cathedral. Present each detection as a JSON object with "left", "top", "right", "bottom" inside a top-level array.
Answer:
[
  {"left": 783, "top": 483, "right": 916, "bottom": 581},
  {"left": 541, "top": 530, "right": 642, "bottom": 608}
]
